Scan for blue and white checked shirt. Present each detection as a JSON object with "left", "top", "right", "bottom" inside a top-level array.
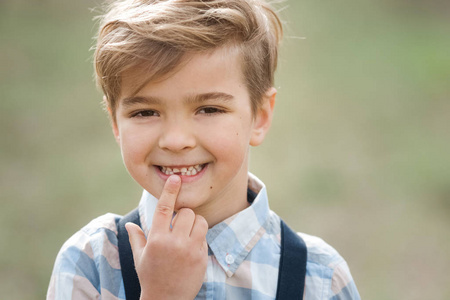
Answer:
[{"left": 47, "top": 174, "right": 360, "bottom": 299}]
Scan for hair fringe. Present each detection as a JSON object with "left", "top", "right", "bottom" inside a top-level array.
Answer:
[{"left": 94, "top": 0, "right": 283, "bottom": 119}]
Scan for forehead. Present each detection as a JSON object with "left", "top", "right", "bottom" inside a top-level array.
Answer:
[{"left": 118, "top": 45, "right": 247, "bottom": 103}]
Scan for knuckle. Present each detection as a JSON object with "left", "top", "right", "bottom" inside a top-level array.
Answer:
[
  {"left": 165, "top": 189, "right": 177, "bottom": 196},
  {"left": 156, "top": 204, "right": 173, "bottom": 216},
  {"left": 178, "top": 208, "right": 195, "bottom": 218},
  {"left": 195, "top": 215, "right": 208, "bottom": 229},
  {"left": 175, "top": 238, "right": 186, "bottom": 248},
  {"left": 148, "top": 234, "right": 169, "bottom": 250},
  {"left": 171, "top": 238, "right": 186, "bottom": 252}
]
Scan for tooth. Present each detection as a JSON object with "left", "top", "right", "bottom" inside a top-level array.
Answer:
[
  {"left": 188, "top": 166, "right": 194, "bottom": 171},
  {"left": 169, "top": 171, "right": 174, "bottom": 175},
  {"left": 181, "top": 167, "right": 187, "bottom": 173},
  {"left": 173, "top": 168, "right": 180, "bottom": 173},
  {"left": 191, "top": 169, "right": 197, "bottom": 175},
  {"left": 181, "top": 171, "right": 186, "bottom": 176},
  {"left": 166, "top": 167, "right": 172, "bottom": 172}
]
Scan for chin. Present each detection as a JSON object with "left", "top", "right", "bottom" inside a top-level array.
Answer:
[
  {"left": 174, "top": 198, "right": 200, "bottom": 211},
  {"left": 173, "top": 192, "right": 207, "bottom": 211}
]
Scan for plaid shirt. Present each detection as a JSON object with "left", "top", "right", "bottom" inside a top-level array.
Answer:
[{"left": 47, "top": 174, "right": 360, "bottom": 299}]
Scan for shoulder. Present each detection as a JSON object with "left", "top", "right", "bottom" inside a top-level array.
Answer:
[
  {"left": 56, "top": 212, "right": 122, "bottom": 267},
  {"left": 60, "top": 213, "right": 121, "bottom": 257},
  {"left": 47, "top": 213, "right": 124, "bottom": 299},
  {"left": 297, "top": 232, "right": 360, "bottom": 299},
  {"left": 298, "top": 232, "right": 343, "bottom": 267}
]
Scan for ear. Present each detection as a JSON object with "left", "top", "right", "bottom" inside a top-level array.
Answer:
[
  {"left": 104, "top": 95, "right": 120, "bottom": 144},
  {"left": 250, "top": 87, "right": 276, "bottom": 146}
]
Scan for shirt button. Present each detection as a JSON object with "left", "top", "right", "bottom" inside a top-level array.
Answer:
[{"left": 225, "top": 254, "right": 234, "bottom": 265}]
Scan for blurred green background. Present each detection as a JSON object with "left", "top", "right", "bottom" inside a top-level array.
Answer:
[{"left": 1, "top": 0, "right": 449, "bottom": 299}]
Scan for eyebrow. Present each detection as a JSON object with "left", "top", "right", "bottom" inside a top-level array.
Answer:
[
  {"left": 120, "top": 92, "right": 234, "bottom": 108},
  {"left": 184, "top": 92, "right": 234, "bottom": 104},
  {"left": 120, "top": 95, "right": 162, "bottom": 108}
]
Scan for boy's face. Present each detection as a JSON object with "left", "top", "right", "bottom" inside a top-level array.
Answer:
[{"left": 111, "top": 46, "right": 275, "bottom": 226}]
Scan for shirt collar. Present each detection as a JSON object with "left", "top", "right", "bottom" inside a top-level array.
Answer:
[{"left": 138, "top": 173, "right": 271, "bottom": 277}]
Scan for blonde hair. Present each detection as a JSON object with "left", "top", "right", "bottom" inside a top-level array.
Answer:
[{"left": 94, "top": 0, "right": 283, "bottom": 119}]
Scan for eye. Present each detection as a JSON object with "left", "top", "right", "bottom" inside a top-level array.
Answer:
[
  {"left": 132, "top": 110, "right": 160, "bottom": 118},
  {"left": 197, "top": 106, "right": 226, "bottom": 115}
]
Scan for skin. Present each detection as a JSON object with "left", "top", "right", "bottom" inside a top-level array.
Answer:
[
  {"left": 110, "top": 45, "right": 276, "bottom": 299},
  {"left": 126, "top": 175, "right": 208, "bottom": 300}
]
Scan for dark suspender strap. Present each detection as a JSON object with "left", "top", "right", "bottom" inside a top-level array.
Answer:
[
  {"left": 117, "top": 208, "right": 141, "bottom": 300},
  {"left": 276, "top": 220, "right": 308, "bottom": 300}
]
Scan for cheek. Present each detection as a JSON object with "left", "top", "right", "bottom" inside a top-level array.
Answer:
[
  {"left": 119, "top": 127, "right": 153, "bottom": 163},
  {"left": 207, "top": 122, "right": 251, "bottom": 163}
]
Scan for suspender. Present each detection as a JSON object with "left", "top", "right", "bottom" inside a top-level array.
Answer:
[
  {"left": 117, "top": 209, "right": 141, "bottom": 300},
  {"left": 117, "top": 209, "right": 307, "bottom": 300},
  {"left": 276, "top": 220, "right": 307, "bottom": 299}
]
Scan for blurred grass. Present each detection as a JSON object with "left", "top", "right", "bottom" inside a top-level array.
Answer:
[{"left": 1, "top": 0, "right": 449, "bottom": 299}]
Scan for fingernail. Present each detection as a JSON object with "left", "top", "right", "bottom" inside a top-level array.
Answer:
[{"left": 169, "top": 175, "right": 181, "bottom": 183}]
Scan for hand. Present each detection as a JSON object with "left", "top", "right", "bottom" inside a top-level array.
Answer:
[{"left": 125, "top": 175, "right": 209, "bottom": 300}]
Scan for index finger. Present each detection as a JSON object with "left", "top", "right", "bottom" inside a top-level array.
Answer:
[{"left": 151, "top": 175, "right": 181, "bottom": 233}]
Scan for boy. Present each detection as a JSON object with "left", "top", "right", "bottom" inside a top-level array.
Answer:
[{"left": 48, "top": 0, "right": 360, "bottom": 299}]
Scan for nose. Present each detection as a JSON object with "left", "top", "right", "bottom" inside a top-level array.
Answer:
[{"left": 158, "top": 118, "right": 196, "bottom": 152}]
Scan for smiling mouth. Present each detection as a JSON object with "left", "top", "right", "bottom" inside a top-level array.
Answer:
[{"left": 158, "top": 164, "right": 206, "bottom": 176}]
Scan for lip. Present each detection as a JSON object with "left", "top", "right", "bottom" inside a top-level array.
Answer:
[{"left": 155, "top": 163, "right": 208, "bottom": 183}]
